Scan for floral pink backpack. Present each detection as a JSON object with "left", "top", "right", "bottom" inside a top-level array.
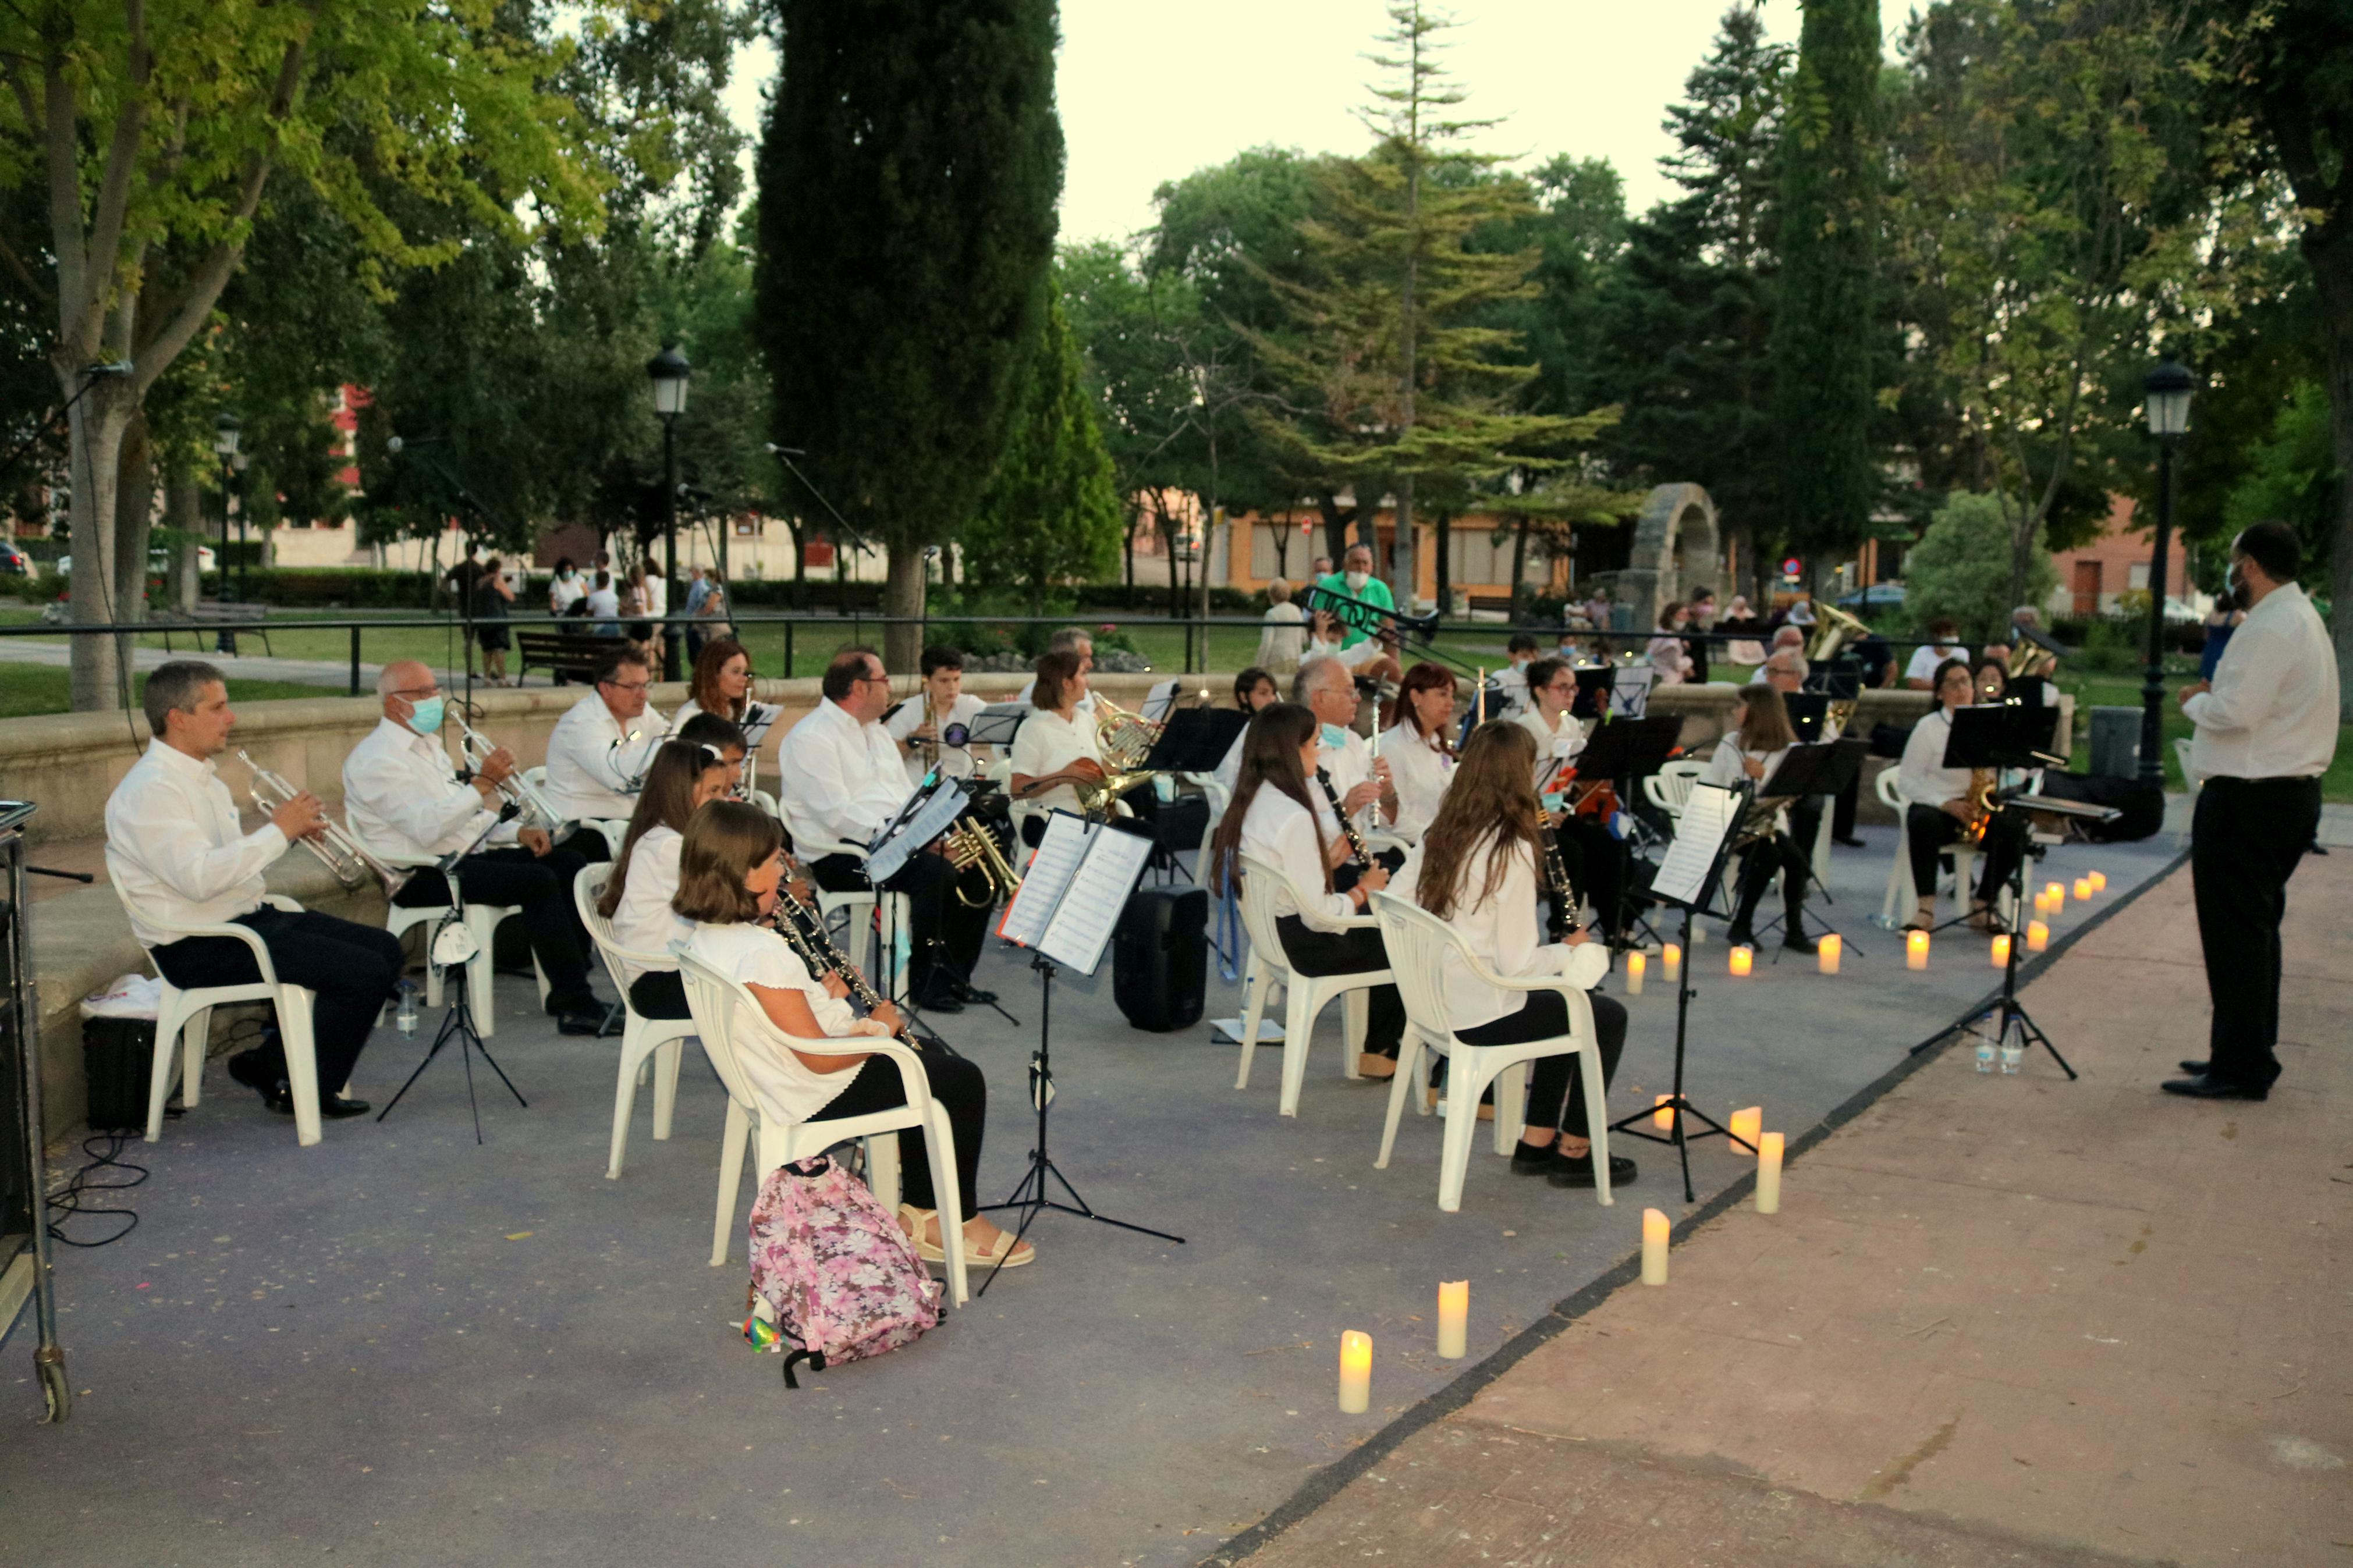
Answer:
[{"left": 743, "top": 1154, "right": 941, "bottom": 1386}]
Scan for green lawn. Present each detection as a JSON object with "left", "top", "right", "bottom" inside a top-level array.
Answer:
[
  {"left": 0, "top": 662, "right": 331, "bottom": 720},
  {"left": 2051, "top": 669, "right": 2353, "bottom": 803}
]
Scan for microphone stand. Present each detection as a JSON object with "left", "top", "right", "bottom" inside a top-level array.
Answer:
[{"left": 767, "top": 444, "right": 879, "bottom": 559}]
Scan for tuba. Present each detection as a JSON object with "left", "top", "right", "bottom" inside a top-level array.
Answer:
[
  {"left": 2006, "top": 624, "right": 2063, "bottom": 681},
  {"left": 236, "top": 751, "right": 411, "bottom": 896},
  {"left": 1805, "top": 599, "right": 1875, "bottom": 664}
]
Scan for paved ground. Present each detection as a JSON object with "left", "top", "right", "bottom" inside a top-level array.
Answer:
[
  {"left": 1232, "top": 852, "right": 2351, "bottom": 1568},
  {"left": 0, "top": 822, "right": 2267, "bottom": 1567}
]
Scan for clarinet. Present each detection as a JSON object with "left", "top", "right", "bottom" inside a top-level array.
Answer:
[
  {"left": 1532, "top": 807, "right": 1584, "bottom": 938},
  {"left": 764, "top": 883, "right": 922, "bottom": 1048},
  {"left": 1314, "top": 767, "right": 1373, "bottom": 869}
]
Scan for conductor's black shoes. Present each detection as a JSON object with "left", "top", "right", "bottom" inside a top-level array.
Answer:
[{"left": 2160, "top": 1073, "right": 2269, "bottom": 1101}]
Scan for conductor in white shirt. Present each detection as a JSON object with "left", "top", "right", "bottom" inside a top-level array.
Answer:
[
  {"left": 342, "top": 661, "right": 608, "bottom": 1034},
  {"left": 104, "top": 663, "right": 403, "bottom": 1118},
  {"left": 2167, "top": 521, "right": 2339, "bottom": 1100},
  {"left": 776, "top": 647, "right": 995, "bottom": 1012},
  {"left": 543, "top": 646, "right": 666, "bottom": 834}
]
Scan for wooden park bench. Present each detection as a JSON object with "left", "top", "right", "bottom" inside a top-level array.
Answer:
[
  {"left": 515, "top": 629, "right": 627, "bottom": 686},
  {"left": 1465, "top": 593, "right": 1516, "bottom": 619},
  {"left": 155, "top": 601, "right": 274, "bottom": 657}
]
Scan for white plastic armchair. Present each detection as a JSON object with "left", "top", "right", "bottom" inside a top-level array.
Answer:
[
  {"left": 1233, "top": 852, "right": 1386, "bottom": 1117},
  {"left": 1642, "top": 758, "right": 1708, "bottom": 819},
  {"left": 1369, "top": 893, "right": 1613, "bottom": 1211},
  {"left": 1877, "top": 770, "right": 1976, "bottom": 924},
  {"left": 377, "top": 853, "right": 544, "bottom": 1036},
  {"left": 677, "top": 948, "right": 969, "bottom": 1307},
  {"left": 116, "top": 888, "right": 329, "bottom": 1147},
  {"left": 574, "top": 863, "right": 698, "bottom": 1179}
]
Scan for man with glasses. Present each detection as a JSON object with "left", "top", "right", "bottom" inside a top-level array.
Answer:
[
  {"left": 343, "top": 660, "right": 609, "bottom": 1035},
  {"left": 777, "top": 646, "right": 994, "bottom": 1012},
  {"left": 545, "top": 648, "right": 669, "bottom": 828},
  {"left": 1514, "top": 657, "right": 1627, "bottom": 942}
]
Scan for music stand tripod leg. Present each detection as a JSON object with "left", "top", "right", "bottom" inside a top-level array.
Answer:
[{"left": 1605, "top": 905, "right": 1756, "bottom": 1204}]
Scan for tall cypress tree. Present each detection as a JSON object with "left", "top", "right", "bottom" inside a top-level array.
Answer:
[
  {"left": 1769, "top": 0, "right": 1882, "bottom": 578},
  {"left": 757, "top": 0, "right": 1063, "bottom": 664}
]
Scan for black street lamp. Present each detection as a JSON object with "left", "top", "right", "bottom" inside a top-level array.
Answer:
[
  {"left": 2138, "top": 360, "right": 2195, "bottom": 790},
  {"left": 212, "top": 413, "right": 241, "bottom": 652},
  {"left": 647, "top": 344, "right": 691, "bottom": 680}
]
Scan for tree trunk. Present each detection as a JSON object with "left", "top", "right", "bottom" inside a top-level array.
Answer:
[
  {"left": 1321, "top": 497, "right": 1353, "bottom": 567},
  {"left": 1509, "top": 510, "right": 1533, "bottom": 621},
  {"left": 1389, "top": 475, "right": 1417, "bottom": 613},
  {"left": 1123, "top": 499, "right": 1137, "bottom": 596},
  {"left": 2307, "top": 218, "right": 2353, "bottom": 721},
  {"left": 113, "top": 411, "right": 156, "bottom": 629},
  {"left": 883, "top": 540, "right": 927, "bottom": 672},
  {"left": 1433, "top": 506, "right": 1453, "bottom": 616},
  {"left": 164, "top": 469, "right": 203, "bottom": 613},
  {"left": 63, "top": 385, "right": 136, "bottom": 712}
]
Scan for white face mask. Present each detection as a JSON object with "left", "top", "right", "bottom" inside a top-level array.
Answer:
[{"left": 1344, "top": 569, "right": 1369, "bottom": 591}]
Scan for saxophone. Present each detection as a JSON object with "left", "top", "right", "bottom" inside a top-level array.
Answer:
[{"left": 1961, "top": 768, "right": 1997, "bottom": 844}]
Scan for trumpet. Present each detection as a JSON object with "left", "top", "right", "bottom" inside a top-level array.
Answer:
[
  {"left": 455, "top": 713, "right": 567, "bottom": 834},
  {"left": 235, "top": 750, "right": 411, "bottom": 897},
  {"left": 942, "top": 817, "right": 1022, "bottom": 908}
]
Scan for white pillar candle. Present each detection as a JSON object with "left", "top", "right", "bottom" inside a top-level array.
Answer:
[
  {"left": 1756, "top": 1132, "right": 1784, "bottom": 1214},
  {"left": 2027, "top": 919, "right": 2050, "bottom": 952},
  {"left": 2074, "top": 876, "right": 2092, "bottom": 901},
  {"left": 1729, "top": 944, "right": 1754, "bottom": 978},
  {"left": 2045, "top": 880, "right": 2065, "bottom": 915},
  {"left": 1653, "top": 1093, "right": 1676, "bottom": 1132},
  {"left": 1436, "top": 1282, "right": 1467, "bottom": 1360},
  {"left": 2088, "top": 870, "right": 2107, "bottom": 893},
  {"left": 1641, "top": 1208, "right": 1670, "bottom": 1286},
  {"left": 1626, "top": 951, "right": 1646, "bottom": 995},
  {"left": 1818, "top": 933, "right": 1841, "bottom": 975},
  {"left": 1337, "top": 1330, "right": 1372, "bottom": 1413},
  {"left": 1907, "top": 929, "right": 1929, "bottom": 970},
  {"left": 1662, "top": 943, "right": 1681, "bottom": 982},
  {"left": 1990, "top": 933, "right": 2011, "bottom": 968},
  {"left": 1729, "top": 1105, "right": 1762, "bottom": 1156}
]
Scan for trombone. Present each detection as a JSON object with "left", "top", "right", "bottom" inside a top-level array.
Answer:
[
  {"left": 454, "top": 710, "right": 569, "bottom": 835},
  {"left": 235, "top": 750, "right": 412, "bottom": 897}
]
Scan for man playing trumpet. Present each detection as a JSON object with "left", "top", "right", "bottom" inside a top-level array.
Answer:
[
  {"left": 343, "top": 661, "right": 611, "bottom": 1036},
  {"left": 104, "top": 662, "right": 405, "bottom": 1119}
]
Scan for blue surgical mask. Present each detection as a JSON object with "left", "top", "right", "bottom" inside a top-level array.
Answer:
[
  {"left": 1320, "top": 723, "right": 1349, "bottom": 751},
  {"left": 407, "top": 695, "right": 446, "bottom": 735}
]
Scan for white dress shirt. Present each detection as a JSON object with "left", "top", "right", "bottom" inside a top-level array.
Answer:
[
  {"left": 1238, "top": 786, "right": 1357, "bottom": 933},
  {"left": 1010, "top": 707, "right": 1106, "bottom": 828},
  {"left": 1307, "top": 634, "right": 1384, "bottom": 671},
  {"left": 1318, "top": 726, "right": 1387, "bottom": 837},
  {"left": 1516, "top": 706, "right": 1587, "bottom": 794},
  {"left": 609, "top": 824, "right": 691, "bottom": 985},
  {"left": 775, "top": 698, "right": 913, "bottom": 851},
  {"left": 1493, "top": 661, "right": 1532, "bottom": 718},
  {"left": 1392, "top": 837, "right": 1607, "bottom": 1033},
  {"left": 104, "top": 740, "right": 288, "bottom": 949},
  {"left": 1703, "top": 731, "right": 1792, "bottom": 833},
  {"left": 886, "top": 691, "right": 989, "bottom": 784},
  {"left": 1015, "top": 677, "right": 1097, "bottom": 716},
  {"left": 545, "top": 691, "right": 669, "bottom": 822},
  {"left": 1897, "top": 706, "right": 1972, "bottom": 808},
  {"left": 2184, "top": 583, "right": 2339, "bottom": 780},
  {"left": 1212, "top": 727, "right": 1247, "bottom": 803},
  {"left": 342, "top": 717, "right": 517, "bottom": 864},
  {"left": 688, "top": 922, "right": 880, "bottom": 1126},
  {"left": 1379, "top": 723, "right": 1454, "bottom": 840},
  {"left": 1905, "top": 642, "right": 1969, "bottom": 684}
]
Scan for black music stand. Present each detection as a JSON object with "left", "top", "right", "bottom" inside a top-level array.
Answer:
[
  {"left": 1740, "top": 738, "right": 1868, "bottom": 957},
  {"left": 1606, "top": 780, "right": 1755, "bottom": 1203},
  {"left": 1568, "top": 715, "right": 1680, "bottom": 948},
  {"left": 377, "top": 809, "right": 528, "bottom": 1142},
  {"left": 1925, "top": 703, "right": 2063, "bottom": 937},
  {"left": 1568, "top": 664, "right": 1616, "bottom": 721}
]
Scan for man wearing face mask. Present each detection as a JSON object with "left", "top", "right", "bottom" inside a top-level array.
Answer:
[
  {"left": 1295, "top": 656, "right": 1399, "bottom": 876},
  {"left": 1316, "top": 543, "right": 1396, "bottom": 650},
  {"left": 343, "top": 660, "right": 609, "bottom": 1035}
]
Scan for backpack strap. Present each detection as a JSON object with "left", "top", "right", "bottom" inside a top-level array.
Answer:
[{"left": 780, "top": 1348, "right": 829, "bottom": 1390}]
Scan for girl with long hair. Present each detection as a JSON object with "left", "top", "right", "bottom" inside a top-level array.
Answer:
[
  {"left": 1207, "top": 703, "right": 1405, "bottom": 1077},
  {"left": 597, "top": 741, "right": 735, "bottom": 1019},
  {"left": 1394, "top": 723, "right": 1634, "bottom": 1189},
  {"left": 1897, "top": 657, "right": 2021, "bottom": 933},
  {"left": 677, "top": 802, "right": 1031, "bottom": 1270},
  {"left": 1379, "top": 661, "right": 1458, "bottom": 841},
  {"left": 1702, "top": 685, "right": 1814, "bottom": 952}
]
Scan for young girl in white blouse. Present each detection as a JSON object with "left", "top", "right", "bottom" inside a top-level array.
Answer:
[
  {"left": 1394, "top": 722, "right": 1635, "bottom": 1189},
  {"left": 1702, "top": 685, "right": 1816, "bottom": 952},
  {"left": 1378, "top": 661, "right": 1459, "bottom": 841},
  {"left": 679, "top": 801, "right": 1032, "bottom": 1270},
  {"left": 597, "top": 741, "right": 736, "bottom": 1019}
]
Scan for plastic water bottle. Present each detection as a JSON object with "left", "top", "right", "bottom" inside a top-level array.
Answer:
[
  {"left": 2000, "top": 1043, "right": 2024, "bottom": 1076},
  {"left": 395, "top": 980, "right": 419, "bottom": 1037},
  {"left": 1975, "top": 1040, "right": 1996, "bottom": 1073}
]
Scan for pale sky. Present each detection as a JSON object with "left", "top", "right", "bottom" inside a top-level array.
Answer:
[{"left": 726, "top": 2, "right": 1917, "bottom": 244}]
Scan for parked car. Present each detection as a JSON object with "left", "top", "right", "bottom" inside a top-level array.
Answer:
[
  {"left": 54, "top": 545, "right": 216, "bottom": 576},
  {"left": 1834, "top": 582, "right": 1907, "bottom": 610},
  {"left": 0, "top": 542, "right": 28, "bottom": 575}
]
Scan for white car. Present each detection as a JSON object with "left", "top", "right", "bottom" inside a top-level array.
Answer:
[{"left": 55, "top": 545, "right": 218, "bottom": 576}]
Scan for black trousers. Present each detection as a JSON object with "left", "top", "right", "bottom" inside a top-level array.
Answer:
[
  {"left": 809, "top": 1042, "right": 987, "bottom": 1221},
  {"left": 1730, "top": 829, "right": 1809, "bottom": 935},
  {"left": 149, "top": 908, "right": 404, "bottom": 1091},
  {"left": 1456, "top": 989, "right": 1628, "bottom": 1136},
  {"left": 810, "top": 851, "right": 991, "bottom": 997},
  {"left": 392, "top": 846, "right": 598, "bottom": 1013},
  {"left": 1905, "top": 804, "right": 2024, "bottom": 906},
  {"left": 1273, "top": 914, "right": 1405, "bottom": 1057},
  {"left": 1550, "top": 818, "right": 1627, "bottom": 938},
  {"left": 1831, "top": 772, "right": 1861, "bottom": 838},
  {"left": 628, "top": 969, "right": 689, "bottom": 1021},
  {"left": 2192, "top": 776, "right": 2322, "bottom": 1086}
]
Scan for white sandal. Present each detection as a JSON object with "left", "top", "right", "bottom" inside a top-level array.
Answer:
[{"left": 899, "top": 1204, "right": 1035, "bottom": 1269}]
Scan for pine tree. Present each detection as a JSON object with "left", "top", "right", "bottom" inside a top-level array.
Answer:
[
  {"left": 757, "top": 0, "right": 1063, "bottom": 666},
  {"left": 1769, "top": 0, "right": 1884, "bottom": 579}
]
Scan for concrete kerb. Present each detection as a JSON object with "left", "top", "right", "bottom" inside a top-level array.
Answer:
[{"left": 1198, "top": 842, "right": 2193, "bottom": 1568}]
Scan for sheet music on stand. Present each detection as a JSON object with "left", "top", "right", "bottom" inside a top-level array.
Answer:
[
  {"left": 1652, "top": 781, "right": 1747, "bottom": 911},
  {"left": 995, "top": 810, "right": 1155, "bottom": 975},
  {"left": 1139, "top": 679, "right": 1183, "bottom": 723},
  {"left": 965, "top": 702, "right": 1030, "bottom": 748},
  {"left": 1612, "top": 665, "right": 1658, "bottom": 717},
  {"left": 864, "top": 778, "right": 968, "bottom": 885}
]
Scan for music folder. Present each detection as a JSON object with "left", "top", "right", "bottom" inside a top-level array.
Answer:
[
  {"left": 1754, "top": 738, "right": 1862, "bottom": 802},
  {"left": 1943, "top": 702, "right": 2063, "bottom": 771},
  {"left": 996, "top": 810, "right": 1156, "bottom": 975},
  {"left": 1651, "top": 781, "right": 1746, "bottom": 915},
  {"left": 864, "top": 777, "right": 969, "bottom": 885},
  {"left": 1139, "top": 679, "right": 1184, "bottom": 723},
  {"left": 1570, "top": 714, "right": 1681, "bottom": 783},
  {"left": 1144, "top": 707, "right": 1248, "bottom": 773}
]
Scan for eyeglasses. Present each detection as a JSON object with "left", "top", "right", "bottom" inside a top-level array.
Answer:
[
  {"left": 856, "top": 674, "right": 890, "bottom": 687},
  {"left": 392, "top": 687, "right": 439, "bottom": 701},
  {"left": 602, "top": 678, "right": 652, "bottom": 695}
]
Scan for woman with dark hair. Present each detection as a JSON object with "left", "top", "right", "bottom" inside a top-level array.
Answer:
[
  {"left": 1702, "top": 685, "right": 1815, "bottom": 952},
  {"left": 672, "top": 637, "right": 772, "bottom": 751},
  {"left": 1393, "top": 723, "right": 1634, "bottom": 1188},
  {"left": 1974, "top": 657, "right": 2008, "bottom": 705},
  {"left": 1234, "top": 667, "right": 1279, "bottom": 712},
  {"left": 474, "top": 556, "right": 514, "bottom": 685},
  {"left": 679, "top": 801, "right": 1031, "bottom": 1270},
  {"left": 1009, "top": 648, "right": 1112, "bottom": 842},
  {"left": 1896, "top": 657, "right": 2021, "bottom": 933},
  {"left": 596, "top": 741, "right": 736, "bottom": 1019},
  {"left": 1208, "top": 703, "right": 1405, "bottom": 1078},
  {"left": 1645, "top": 601, "right": 1693, "bottom": 684},
  {"left": 1379, "top": 662, "right": 1458, "bottom": 840}
]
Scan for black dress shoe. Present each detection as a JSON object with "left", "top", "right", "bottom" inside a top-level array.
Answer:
[
  {"left": 1784, "top": 930, "right": 1819, "bottom": 955},
  {"left": 911, "top": 984, "right": 964, "bottom": 1014},
  {"left": 1724, "top": 924, "right": 1758, "bottom": 950},
  {"left": 2160, "top": 1073, "right": 2269, "bottom": 1101},
  {"left": 226, "top": 1049, "right": 277, "bottom": 1097},
  {"left": 1547, "top": 1150, "right": 1638, "bottom": 1188},
  {"left": 1832, "top": 834, "right": 1868, "bottom": 849},
  {"left": 2178, "top": 1059, "right": 2209, "bottom": 1076},
  {"left": 555, "top": 1009, "right": 609, "bottom": 1036},
  {"left": 952, "top": 980, "right": 998, "bottom": 1005},
  {"left": 321, "top": 1095, "right": 372, "bottom": 1118}
]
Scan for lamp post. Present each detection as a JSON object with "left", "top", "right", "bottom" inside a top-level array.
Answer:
[
  {"left": 646, "top": 345, "right": 691, "bottom": 680},
  {"left": 2138, "top": 360, "right": 2195, "bottom": 790},
  {"left": 212, "top": 413, "right": 242, "bottom": 653}
]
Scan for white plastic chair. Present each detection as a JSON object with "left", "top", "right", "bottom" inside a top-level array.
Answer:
[
  {"left": 678, "top": 950, "right": 969, "bottom": 1307},
  {"left": 1878, "top": 770, "right": 1978, "bottom": 924},
  {"left": 1369, "top": 893, "right": 1613, "bottom": 1212},
  {"left": 574, "top": 863, "right": 698, "bottom": 1179},
  {"left": 526, "top": 765, "right": 627, "bottom": 856},
  {"left": 380, "top": 859, "right": 544, "bottom": 1037},
  {"left": 773, "top": 795, "right": 901, "bottom": 989},
  {"left": 1233, "top": 853, "right": 1387, "bottom": 1117},
  {"left": 1642, "top": 758, "right": 1708, "bottom": 819},
  {"left": 113, "top": 886, "right": 328, "bottom": 1147}
]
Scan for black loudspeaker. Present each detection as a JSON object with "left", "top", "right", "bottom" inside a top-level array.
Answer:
[
  {"left": 81, "top": 1016, "right": 157, "bottom": 1132},
  {"left": 1113, "top": 886, "right": 1208, "bottom": 1033}
]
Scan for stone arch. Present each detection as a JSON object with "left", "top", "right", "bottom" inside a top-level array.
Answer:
[{"left": 1615, "top": 483, "right": 1721, "bottom": 631}]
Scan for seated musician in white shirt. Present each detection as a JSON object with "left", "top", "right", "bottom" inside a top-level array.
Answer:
[
  {"left": 1897, "top": 657, "right": 2025, "bottom": 933},
  {"left": 1211, "top": 667, "right": 1282, "bottom": 803},
  {"left": 1376, "top": 662, "right": 1459, "bottom": 841},
  {"left": 1009, "top": 649, "right": 1117, "bottom": 843},
  {"left": 342, "top": 661, "right": 608, "bottom": 1034},
  {"left": 544, "top": 647, "right": 669, "bottom": 827},
  {"left": 775, "top": 646, "right": 995, "bottom": 1013},
  {"left": 1295, "top": 656, "right": 1397, "bottom": 865},
  {"left": 594, "top": 739, "right": 736, "bottom": 1021},
  {"left": 1511, "top": 657, "right": 1627, "bottom": 942},
  {"left": 1492, "top": 634, "right": 1541, "bottom": 719},
  {"left": 1014, "top": 626, "right": 1099, "bottom": 716},
  {"left": 886, "top": 645, "right": 992, "bottom": 785},
  {"left": 104, "top": 662, "right": 404, "bottom": 1119},
  {"left": 1702, "top": 686, "right": 1816, "bottom": 954}
]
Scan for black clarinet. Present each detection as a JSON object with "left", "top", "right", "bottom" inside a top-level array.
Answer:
[
  {"left": 1532, "top": 807, "right": 1583, "bottom": 938},
  {"left": 764, "top": 885, "right": 920, "bottom": 1047},
  {"left": 1314, "top": 767, "right": 1373, "bottom": 869}
]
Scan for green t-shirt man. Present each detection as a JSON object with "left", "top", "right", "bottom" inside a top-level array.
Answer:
[{"left": 1317, "top": 552, "right": 1395, "bottom": 648}]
